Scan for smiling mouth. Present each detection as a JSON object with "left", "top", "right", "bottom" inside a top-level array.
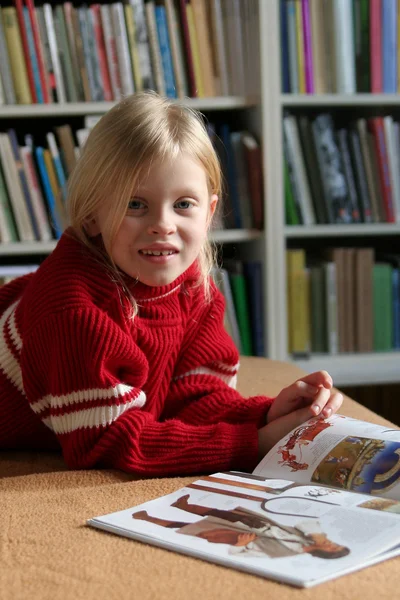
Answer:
[{"left": 139, "top": 250, "right": 178, "bottom": 256}]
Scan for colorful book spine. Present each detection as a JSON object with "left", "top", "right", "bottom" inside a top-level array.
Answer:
[
  {"left": 23, "top": 6, "right": 43, "bottom": 103},
  {"left": 35, "top": 147, "right": 62, "bottom": 239},
  {"left": 301, "top": 0, "right": 314, "bottom": 93},
  {"left": 370, "top": 0, "right": 383, "bottom": 92},
  {"left": 155, "top": 4, "right": 176, "bottom": 98},
  {"left": 382, "top": 0, "right": 398, "bottom": 93}
]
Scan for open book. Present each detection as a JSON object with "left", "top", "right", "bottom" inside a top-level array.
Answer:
[{"left": 88, "top": 414, "right": 400, "bottom": 588}]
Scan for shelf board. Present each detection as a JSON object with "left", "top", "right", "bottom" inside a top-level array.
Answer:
[
  {"left": 285, "top": 224, "right": 400, "bottom": 237},
  {"left": 292, "top": 353, "right": 400, "bottom": 386},
  {"left": 0, "top": 97, "right": 258, "bottom": 118},
  {"left": 0, "top": 230, "right": 262, "bottom": 256},
  {"left": 210, "top": 229, "right": 263, "bottom": 243},
  {"left": 281, "top": 93, "right": 400, "bottom": 107}
]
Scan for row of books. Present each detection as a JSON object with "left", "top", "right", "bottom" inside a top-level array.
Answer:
[
  {"left": 280, "top": 0, "right": 400, "bottom": 95},
  {"left": 0, "top": 0, "right": 259, "bottom": 105},
  {"left": 287, "top": 247, "right": 400, "bottom": 356},
  {"left": 0, "top": 117, "right": 263, "bottom": 244},
  {"left": 284, "top": 112, "right": 400, "bottom": 225},
  {"left": 212, "top": 261, "right": 264, "bottom": 357}
]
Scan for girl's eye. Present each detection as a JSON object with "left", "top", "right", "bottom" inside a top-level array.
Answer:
[
  {"left": 175, "top": 200, "right": 193, "bottom": 210},
  {"left": 128, "top": 198, "right": 146, "bottom": 210}
]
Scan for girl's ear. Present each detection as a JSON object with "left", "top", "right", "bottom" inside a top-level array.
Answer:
[
  {"left": 84, "top": 217, "right": 101, "bottom": 237},
  {"left": 208, "top": 194, "right": 218, "bottom": 224}
]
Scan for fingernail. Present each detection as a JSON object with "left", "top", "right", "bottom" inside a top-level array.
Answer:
[
  {"left": 323, "top": 407, "right": 332, "bottom": 417},
  {"left": 312, "top": 404, "right": 320, "bottom": 414}
]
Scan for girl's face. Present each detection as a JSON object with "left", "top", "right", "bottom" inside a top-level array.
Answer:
[{"left": 91, "top": 154, "right": 218, "bottom": 287}]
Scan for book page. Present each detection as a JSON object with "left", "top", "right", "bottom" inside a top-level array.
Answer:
[
  {"left": 254, "top": 414, "right": 400, "bottom": 500},
  {"left": 88, "top": 471, "right": 400, "bottom": 588}
]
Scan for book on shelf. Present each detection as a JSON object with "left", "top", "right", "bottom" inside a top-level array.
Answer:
[
  {"left": 280, "top": 0, "right": 400, "bottom": 94},
  {"left": 285, "top": 111, "right": 400, "bottom": 226},
  {"left": 89, "top": 413, "right": 400, "bottom": 588},
  {"left": 0, "top": 0, "right": 258, "bottom": 105},
  {"left": 285, "top": 245, "right": 400, "bottom": 356}
]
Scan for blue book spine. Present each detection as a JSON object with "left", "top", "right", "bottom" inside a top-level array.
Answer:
[
  {"left": 220, "top": 124, "right": 243, "bottom": 229},
  {"left": 382, "top": 0, "right": 397, "bottom": 93},
  {"left": 23, "top": 7, "right": 43, "bottom": 103},
  {"left": 35, "top": 147, "right": 62, "bottom": 239},
  {"left": 287, "top": 0, "right": 299, "bottom": 94},
  {"left": 155, "top": 5, "right": 176, "bottom": 98},
  {"left": 280, "top": 0, "right": 290, "bottom": 92},
  {"left": 244, "top": 261, "right": 265, "bottom": 357},
  {"left": 7, "top": 129, "right": 40, "bottom": 240},
  {"left": 393, "top": 268, "right": 400, "bottom": 348}
]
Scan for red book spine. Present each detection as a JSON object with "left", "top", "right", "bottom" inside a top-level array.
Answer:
[
  {"left": 178, "top": 0, "right": 197, "bottom": 97},
  {"left": 25, "top": 0, "right": 50, "bottom": 103},
  {"left": 368, "top": 117, "right": 395, "bottom": 222},
  {"left": 90, "top": 5, "right": 113, "bottom": 101},
  {"left": 15, "top": 0, "right": 37, "bottom": 102},
  {"left": 370, "top": 0, "right": 382, "bottom": 93}
]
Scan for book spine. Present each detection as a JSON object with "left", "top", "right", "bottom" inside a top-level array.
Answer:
[
  {"left": 7, "top": 129, "right": 39, "bottom": 240},
  {"left": 26, "top": 0, "right": 49, "bottom": 103},
  {"left": 155, "top": 5, "right": 176, "bottom": 98},
  {"left": 86, "top": 7, "right": 105, "bottom": 102},
  {"left": 382, "top": 0, "right": 397, "bottom": 93},
  {"left": 20, "top": 146, "right": 52, "bottom": 241},
  {"left": 43, "top": 3, "right": 67, "bottom": 103},
  {"left": 164, "top": 0, "right": 187, "bottom": 98},
  {"left": 332, "top": 0, "right": 356, "bottom": 93},
  {"left": 348, "top": 128, "right": 373, "bottom": 223},
  {"left": 0, "top": 9, "right": 16, "bottom": 104},
  {"left": 36, "top": 6, "right": 57, "bottom": 102},
  {"left": 129, "top": 0, "right": 154, "bottom": 90},
  {"left": 301, "top": 0, "right": 314, "bottom": 93},
  {"left": 100, "top": 5, "right": 122, "bottom": 101},
  {"left": 22, "top": 7, "right": 43, "bottom": 103},
  {"left": 369, "top": 117, "right": 396, "bottom": 222},
  {"left": 111, "top": 3, "right": 135, "bottom": 96},
  {"left": 55, "top": 5, "right": 79, "bottom": 103},
  {"left": 370, "top": 0, "right": 383, "bottom": 92},
  {"left": 295, "top": 0, "right": 306, "bottom": 93},
  {"left": 2, "top": 7, "right": 32, "bottom": 104},
  {"left": 0, "top": 133, "right": 34, "bottom": 241},
  {"left": 124, "top": 5, "right": 143, "bottom": 92},
  {"left": 286, "top": 1, "right": 299, "bottom": 93},
  {"left": 14, "top": 0, "right": 37, "bottom": 102},
  {"left": 145, "top": 1, "right": 166, "bottom": 95}
]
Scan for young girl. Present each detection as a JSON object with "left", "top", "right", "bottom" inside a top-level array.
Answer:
[{"left": 0, "top": 92, "right": 342, "bottom": 476}]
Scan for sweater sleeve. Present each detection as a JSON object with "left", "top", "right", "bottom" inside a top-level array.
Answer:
[
  {"left": 162, "top": 284, "right": 274, "bottom": 426},
  {"left": 20, "top": 307, "right": 264, "bottom": 476}
]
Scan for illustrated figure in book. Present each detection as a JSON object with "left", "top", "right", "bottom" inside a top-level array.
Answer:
[
  {"left": 133, "top": 494, "right": 350, "bottom": 559},
  {"left": 0, "top": 91, "right": 343, "bottom": 476}
]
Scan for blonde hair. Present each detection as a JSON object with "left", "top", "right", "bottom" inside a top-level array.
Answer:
[{"left": 67, "top": 91, "right": 222, "bottom": 313}]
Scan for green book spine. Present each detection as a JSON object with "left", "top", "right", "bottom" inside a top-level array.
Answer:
[
  {"left": 359, "top": 0, "right": 370, "bottom": 92},
  {"left": 229, "top": 273, "right": 253, "bottom": 356},
  {"left": 373, "top": 264, "right": 393, "bottom": 351},
  {"left": 284, "top": 155, "right": 299, "bottom": 225},
  {"left": 55, "top": 6, "right": 79, "bottom": 102},
  {"left": 0, "top": 163, "right": 18, "bottom": 241}
]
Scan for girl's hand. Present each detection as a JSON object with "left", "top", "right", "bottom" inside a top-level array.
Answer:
[
  {"left": 267, "top": 371, "right": 343, "bottom": 424},
  {"left": 258, "top": 399, "right": 340, "bottom": 459}
]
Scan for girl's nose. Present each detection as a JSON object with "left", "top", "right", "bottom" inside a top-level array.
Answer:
[{"left": 147, "top": 212, "right": 177, "bottom": 235}]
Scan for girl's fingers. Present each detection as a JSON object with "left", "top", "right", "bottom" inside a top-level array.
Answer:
[
  {"left": 320, "top": 392, "right": 344, "bottom": 418},
  {"left": 311, "top": 388, "right": 343, "bottom": 417},
  {"left": 298, "top": 371, "right": 333, "bottom": 389}
]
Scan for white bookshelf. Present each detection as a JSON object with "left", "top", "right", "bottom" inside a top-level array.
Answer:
[
  {"left": 285, "top": 224, "right": 400, "bottom": 238},
  {"left": 260, "top": 1, "right": 400, "bottom": 386},
  {"left": 0, "top": 97, "right": 258, "bottom": 118},
  {"left": 282, "top": 93, "right": 400, "bottom": 107},
  {"left": 294, "top": 353, "right": 400, "bottom": 387}
]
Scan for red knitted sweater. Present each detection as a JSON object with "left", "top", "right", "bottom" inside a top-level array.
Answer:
[{"left": 0, "top": 231, "right": 274, "bottom": 476}]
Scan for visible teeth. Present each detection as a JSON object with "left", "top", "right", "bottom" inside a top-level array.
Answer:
[{"left": 141, "top": 250, "right": 174, "bottom": 256}]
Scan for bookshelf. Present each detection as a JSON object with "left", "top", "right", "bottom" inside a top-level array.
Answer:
[
  {"left": 260, "top": 1, "right": 400, "bottom": 386},
  {"left": 3, "top": 0, "right": 400, "bottom": 385}
]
